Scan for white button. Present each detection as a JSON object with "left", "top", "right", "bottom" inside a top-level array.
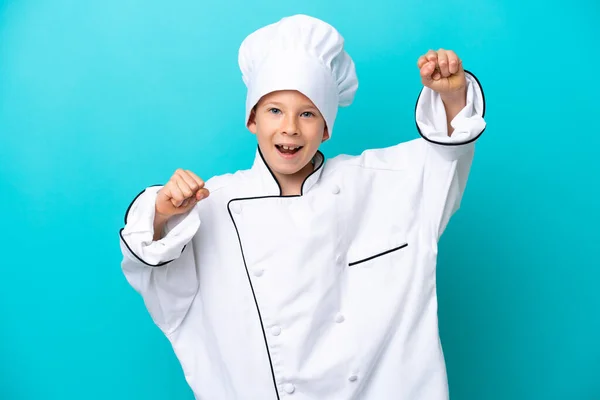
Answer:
[
  {"left": 253, "top": 268, "right": 264, "bottom": 277},
  {"left": 331, "top": 185, "right": 340, "bottom": 194},
  {"left": 348, "top": 375, "right": 358, "bottom": 382},
  {"left": 283, "top": 383, "right": 295, "bottom": 394},
  {"left": 230, "top": 203, "right": 241, "bottom": 214},
  {"left": 270, "top": 326, "right": 281, "bottom": 336},
  {"left": 334, "top": 313, "right": 345, "bottom": 323}
]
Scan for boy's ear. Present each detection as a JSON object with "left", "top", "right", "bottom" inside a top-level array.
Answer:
[
  {"left": 321, "top": 126, "right": 330, "bottom": 142},
  {"left": 247, "top": 108, "right": 257, "bottom": 134}
]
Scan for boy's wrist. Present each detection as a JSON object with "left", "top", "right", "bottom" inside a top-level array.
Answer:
[
  {"left": 154, "top": 211, "right": 171, "bottom": 224},
  {"left": 440, "top": 87, "right": 467, "bottom": 109},
  {"left": 153, "top": 209, "right": 171, "bottom": 241}
]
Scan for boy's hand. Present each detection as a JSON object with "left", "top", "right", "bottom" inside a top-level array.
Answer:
[
  {"left": 155, "top": 169, "right": 209, "bottom": 221},
  {"left": 417, "top": 49, "right": 467, "bottom": 101}
]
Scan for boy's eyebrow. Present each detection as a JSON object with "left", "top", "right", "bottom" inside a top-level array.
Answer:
[{"left": 262, "top": 101, "right": 319, "bottom": 110}]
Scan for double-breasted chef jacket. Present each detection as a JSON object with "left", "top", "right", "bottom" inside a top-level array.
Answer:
[{"left": 119, "top": 71, "right": 486, "bottom": 399}]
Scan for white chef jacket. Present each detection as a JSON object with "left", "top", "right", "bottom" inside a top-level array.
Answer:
[{"left": 119, "top": 71, "right": 486, "bottom": 400}]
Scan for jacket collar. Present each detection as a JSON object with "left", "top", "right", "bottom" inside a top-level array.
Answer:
[{"left": 252, "top": 145, "right": 325, "bottom": 196}]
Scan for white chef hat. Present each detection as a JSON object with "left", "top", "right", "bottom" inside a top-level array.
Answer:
[{"left": 238, "top": 14, "right": 358, "bottom": 138}]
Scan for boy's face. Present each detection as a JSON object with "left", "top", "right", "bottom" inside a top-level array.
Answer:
[{"left": 247, "top": 90, "right": 329, "bottom": 177}]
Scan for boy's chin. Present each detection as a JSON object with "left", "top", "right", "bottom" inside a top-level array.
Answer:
[
  {"left": 272, "top": 159, "right": 313, "bottom": 176},
  {"left": 273, "top": 164, "right": 306, "bottom": 176}
]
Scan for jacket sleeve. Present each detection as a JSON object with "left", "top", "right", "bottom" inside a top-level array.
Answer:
[
  {"left": 415, "top": 70, "right": 487, "bottom": 239},
  {"left": 118, "top": 185, "right": 201, "bottom": 334}
]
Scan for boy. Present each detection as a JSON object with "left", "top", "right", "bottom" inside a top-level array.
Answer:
[{"left": 119, "top": 14, "right": 486, "bottom": 400}]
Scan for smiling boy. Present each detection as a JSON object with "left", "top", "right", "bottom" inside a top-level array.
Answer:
[
  {"left": 247, "top": 90, "right": 328, "bottom": 196},
  {"left": 120, "top": 14, "right": 486, "bottom": 400}
]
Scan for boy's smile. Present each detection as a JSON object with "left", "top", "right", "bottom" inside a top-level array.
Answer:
[
  {"left": 247, "top": 90, "right": 329, "bottom": 195},
  {"left": 274, "top": 144, "right": 303, "bottom": 158}
]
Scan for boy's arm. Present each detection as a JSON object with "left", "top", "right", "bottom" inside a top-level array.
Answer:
[
  {"left": 415, "top": 49, "right": 486, "bottom": 160},
  {"left": 414, "top": 49, "right": 486, "bottom": 239},
  {"left": 121, "top": 169, "right": 208, "bottom": 264},
  {"left": 415, "top": 69, "right": 486, "bottom": 162},
  {"left": 119, "top": 185, "right": 202, "bottom": 334},
  {"left": 441, "top": 91, "right": 467, "bottom": 136}
]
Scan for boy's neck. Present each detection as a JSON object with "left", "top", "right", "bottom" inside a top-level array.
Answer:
[{"left": 274, "top": 160, "right": 315, "bottom": 196}]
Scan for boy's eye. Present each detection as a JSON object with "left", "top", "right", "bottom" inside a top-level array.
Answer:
[
  {"left": 268, "top": 108, "right": 281, "bottom": 114},
  {"left": 301, "top": 111, "right": 315, "bottom": 117}
]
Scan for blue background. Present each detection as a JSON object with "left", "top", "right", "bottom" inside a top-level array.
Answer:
[{"left": 1, "top": 0, "right": 598, "bottom": 399}]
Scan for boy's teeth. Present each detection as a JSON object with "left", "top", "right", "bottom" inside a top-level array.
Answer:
[{"left": 276, "top": 144, "right": 302, "bottom": 155}]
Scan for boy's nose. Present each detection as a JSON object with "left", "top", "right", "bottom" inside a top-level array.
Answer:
[{"left": 282, "top": 116, "right": 299, "bottom": 135}]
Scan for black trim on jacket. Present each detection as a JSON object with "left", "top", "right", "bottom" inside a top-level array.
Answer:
[
  {"left": 225, "top": 150, "right": 326, "bottom": 399},
  {"left": 348, "top": 243, "right": 409, "bottom": 267},
  {"left": 119, "top": 184, "right": 186, "bottom": 267},
  {"left": 414, "top": 69, "right": 486, "bottom": 146},
  {"left": 256, "top": 145, "right": 325, "bottom": 196}
]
